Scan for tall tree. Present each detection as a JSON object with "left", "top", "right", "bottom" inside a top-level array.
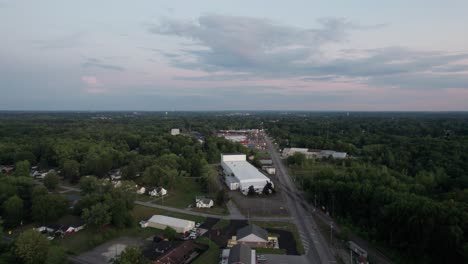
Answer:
[
  {"left": 2, "top": 195, "right": 24, "bottom": 227},
  {"left": 79, "top": 176, "right": 99, "bottom": 195},
  {"left": 15, "top": 229, "right": 49, "bottom": 264},
  {"left": 43, "top": 171, "right": 59, "bottom": 191},
  {"left": 32, "top": 194, "right": 69, "bottom": 224},
  {"left": 82, "top": 202, "right": 111, "bottom": 229},
  {"left": 62, "top": 159, "right": 80, "bottom": 183},
  {"left": 15, "top": 160, "right": 30, "bottom": 177}
]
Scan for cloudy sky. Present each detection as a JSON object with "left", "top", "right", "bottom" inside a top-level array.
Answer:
[{"left": 1, "top": 0, "right": 468, "bottom": 111}]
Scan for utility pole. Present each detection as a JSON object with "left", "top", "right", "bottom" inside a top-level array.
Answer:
[
  {"left": 350, "top": 247, "right": 353, "bottom": 264},
  {"left": 330, "top": 222, "right": 334, "bottom": 245}
]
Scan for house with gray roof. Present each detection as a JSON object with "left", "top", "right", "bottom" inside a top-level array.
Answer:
[
  {"left": 236, "top": 224, "right": 269, "bottom": 247},
  {"left": 228, "top": 244, "right": 255, "bottom": 264}
]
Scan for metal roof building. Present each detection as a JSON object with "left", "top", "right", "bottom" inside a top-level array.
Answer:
[
  {"left": 221, "top": 154, "right": 273, "bottom": 195},
  {"left": 143, "top": 215, "right": 195, "bottom": 233}
]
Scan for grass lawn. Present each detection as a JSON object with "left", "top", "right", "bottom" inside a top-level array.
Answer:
[
  {"left": 135, "top": 194, "right": 154, "bottom": 202},
  {"left": 251, "top": 221, "right": 305, "bottom": 255},
  {"left": 212, "top": 219, "right": 230, "bottom": 230},
  {"left": 193, "top": 236, "right": 221, "bottom": 264},
  {"left": 256, "top": 247, "right": 286, "bottom": 255},
  {"left": 152, "top": 178, "right": 205, "bottom": 209}
]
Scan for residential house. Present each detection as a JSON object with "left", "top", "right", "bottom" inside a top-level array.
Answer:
[
  {"left": 235, "top": 224, "right": 269, "bottom": 248},
  {"left": 154, "top": 241, "right": 195, "bottom": 264},
  {"left": 228, "top": 244, "right": 256, "bottom": 264},
  {"left": 195, "top": 197, "right": 214, "bottom": 208},
  {"left": 150, "top": 187, "right": 167, "bottom": 197}
]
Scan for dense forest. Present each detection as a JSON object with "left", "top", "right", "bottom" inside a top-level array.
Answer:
[{"left": 266, "top": 112, "right": 468, "bottom": 263}]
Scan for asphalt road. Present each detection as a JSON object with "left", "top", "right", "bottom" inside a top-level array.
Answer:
[{"left": 265, "top": 136, "right": 336, "bottom": 264}]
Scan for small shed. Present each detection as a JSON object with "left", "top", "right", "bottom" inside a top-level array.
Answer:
[{"left": 262, "top": 166, "right": 276, "bottom": 175}]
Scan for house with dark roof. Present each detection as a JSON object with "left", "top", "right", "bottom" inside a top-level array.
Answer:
[
  {"left": 228, "top": 244, "right": 255, "bottom": 264},
  {"left": 153, "top": 240, "right": 195, "bottom": 264},
  {"left": 235, "top": 224, "right": 269, "bottom": 247}
]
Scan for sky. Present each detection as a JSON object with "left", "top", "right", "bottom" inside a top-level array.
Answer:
[{"left": 1, "top": 0, "right": 468, "bottom": 111}]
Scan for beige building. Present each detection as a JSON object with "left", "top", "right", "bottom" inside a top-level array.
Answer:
[{"left": 141, "top": 215, "right": 195, "bottom": 233}]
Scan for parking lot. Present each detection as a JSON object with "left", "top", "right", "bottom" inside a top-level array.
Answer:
[{"left": 230, "top": 188, "right": 289, "bottom": 217}]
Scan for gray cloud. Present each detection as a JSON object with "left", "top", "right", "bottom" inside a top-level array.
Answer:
[
  {"left": 81, "top": 58, "right": 125, "bottom": 71},
  {"left": 148, "top": 14, "right": 468, "bottom": 89}
]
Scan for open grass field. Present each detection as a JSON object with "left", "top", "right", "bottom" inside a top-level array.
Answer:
[{"left": 152, "top": 178, "right": 205, "bottom": 208}]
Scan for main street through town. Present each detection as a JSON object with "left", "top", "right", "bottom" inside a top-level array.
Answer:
[{"left": 265, "top": 135, "right": 337, "bottom": 264}]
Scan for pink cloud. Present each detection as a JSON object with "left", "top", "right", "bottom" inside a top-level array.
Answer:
[{"left": 81, "top": 75, "right": 108, "bottom": 94}]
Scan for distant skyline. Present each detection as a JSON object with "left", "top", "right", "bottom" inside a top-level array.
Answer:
[{"left": 1, "top": 0, "right": 468, "bottom": 111}]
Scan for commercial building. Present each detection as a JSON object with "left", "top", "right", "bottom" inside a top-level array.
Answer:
[
  {"left": 170, "top": 128, "right": 180, "bottom": 136},
  {"left": 221, "top": 154, "right": 273, "bottom": 195},
  {"left": 141, "top": 215, "right": 195, "bottom": 233}
]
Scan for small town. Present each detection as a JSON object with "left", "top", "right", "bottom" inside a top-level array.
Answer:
[{"left": 1, "top": 1, "right": 467, "bottom": 264}]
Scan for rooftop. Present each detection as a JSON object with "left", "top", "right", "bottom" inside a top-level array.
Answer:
[
  {"left": 148, "top": 215, "right": 195, "bottom": 229},
  {"left": 237, "top": 224, "right": 268, "bottom": 241},
  {"left": 223, "top": 160, "right": 270, "bottom": 183},
  {"left": 228, "top": 244, "right": 253, "bottom": 264}
]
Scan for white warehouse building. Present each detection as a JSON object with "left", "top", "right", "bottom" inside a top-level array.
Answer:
[
  {"left": 141, "top": 215, "right": 195, "bottom": 233},
  {"left": 221, "top": 153, "right": 273, "bottom": 195}
]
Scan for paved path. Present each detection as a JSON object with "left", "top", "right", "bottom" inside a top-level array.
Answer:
[
  {"left": 265, "top": 136, "right": 336, "bottom": 264},
  {"left": 135, "top": 200, "right": 293, "bottom": 222},
  {"left": 226, "top": 200, "right": 244, "bottom": 218}
]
